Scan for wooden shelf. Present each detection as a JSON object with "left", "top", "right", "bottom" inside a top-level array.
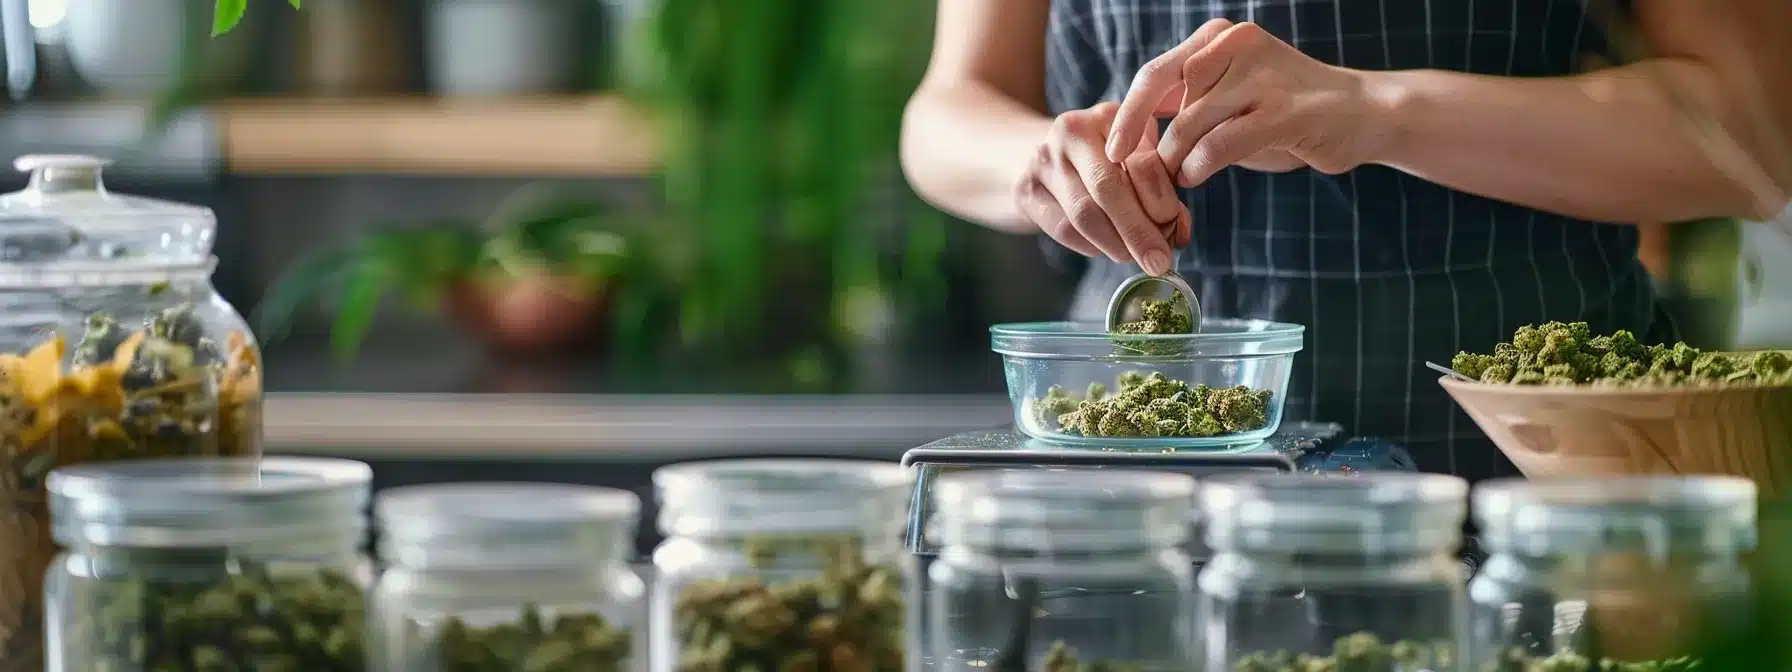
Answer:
[{"left": 218, "top": 95, "right": 662, "bottom": 176}]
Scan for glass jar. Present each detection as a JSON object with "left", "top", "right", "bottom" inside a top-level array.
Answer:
[
  {"left": 0, "top": 154, "right": 262, "bottom": 668},
  {"left": 926, "top": 469, "right": 1199, "bottom": 671},
  {"left": 43, "top": 457, "right": 371, "bottom": 672},
  {"left": 650, "top": 458, "right": 912, "bottom": 672},
  {"left": 1198, "top": 473, "right": 1469, "bottom": 671},
  {"left": 1465, "top": 476, "right": 1756, "bottom": 670},
  {"left": 369, "top": 483, "right": 647, "bottom": 671}
]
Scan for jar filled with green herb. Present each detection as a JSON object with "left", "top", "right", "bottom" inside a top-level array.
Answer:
[
  {"left": 1465, "top": 477, "right": 1756, "bottom": 672},
  {"left": 0, "top": 155, "right": 263, "bottom": 671},
  {"left": 368, "top": 483, "right": 645, "bottom": 671},
  {"left": 1198, "top": 473, "right": 1469, "bottom": 672},
  {"left": 43, "top": 456, "right": 370, "bottom": 672},
  {"left": 650, "top": 458, "right": 912, "bottom": 672},
  {"left": 926, "top": 470, "right": 1200, "bottom": 671}
]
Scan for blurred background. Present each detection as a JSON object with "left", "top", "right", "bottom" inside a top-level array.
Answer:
[{"left": 2, "top": 0, "right": 1789, "bottom": 555}]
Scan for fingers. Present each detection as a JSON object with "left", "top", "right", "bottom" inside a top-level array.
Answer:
[
  {"left": 1106, "top": 18, "right": 1236, "bottom": 162},
  {"left": 1061, "top": 109, "right": 1173, "bottom": 275},
  {"left": 1181, "top": 110, "right": 1288, "bottom": 188},
  {"left": 1124, "top": 121, "right": 1184, "bottom": 226},
  {"left": 1160, "top": 67, "right": 1256, "bottom": 186},
  {"left": 1015, "top": 175, "right": 1101, "bottom": 257}
]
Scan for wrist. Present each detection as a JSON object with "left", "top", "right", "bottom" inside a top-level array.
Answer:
[{"left": 1354, "top": 69, "right": 1424, "bottom": 167}]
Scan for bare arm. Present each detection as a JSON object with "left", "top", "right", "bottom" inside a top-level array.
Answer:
[
  {"left": 1368, "top": 0, "right": 1792, "bottom": 223},
  {"left": 899, "top": 0, "right": 1055, "bottom": 233}
]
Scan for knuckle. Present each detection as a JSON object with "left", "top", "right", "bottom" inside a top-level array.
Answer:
[
  {"left": 1064, "top": 195, "right": 1103, "bottom": 225},
  {"left": 1084, "top": 163, "right": 1127, "bottom": 194},
  {"left": 1123, "top": 152, "right": 1161, "bottom": 177},
  {"left": 1222, "top": 22, "right": 1269, "bottom": 50},
  {"left": 1199, "top": 17, "right": 1234, "bottom": 33}
]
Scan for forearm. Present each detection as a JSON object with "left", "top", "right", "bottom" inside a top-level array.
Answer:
[
  {"left": 1368, "top": 60, "right": 1787, "bottom": 224},
  {"left": 899, "top": 80, "right": 1053, "bottom": 232}
]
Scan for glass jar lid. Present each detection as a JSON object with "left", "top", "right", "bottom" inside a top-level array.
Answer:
[
  {"left": 48, "top": 457, "right": 372, "bottom": 549},
  {"left": 654, "top": 459, "right": 912, "bottom": 538},
  {"left": 932, "top": 470, "right": 1195, "bottom": 553},
  {"left": 0, "top": 154, "right": 216, "bottom": 266},
  {"left": 1473, "top": 476, "right": 1757, "bottom": 557},
  {"left": 1200, "top": 473, "right": 1468, "bottom": 555},
  {"left": 377, "top": 482, "right": 641, "bottom": 570},
  {"left": 991, "top": 319, "right": 1304, "bottom": 360}
]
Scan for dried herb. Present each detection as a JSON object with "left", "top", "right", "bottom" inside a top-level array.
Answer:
[
  {"left": 1112, "top": 299, "right": 1194, "bottom": 357},
  {"left": 1041, "top": 640, "right": 1147, "bottom": 672},
  {"left": 431, "top": 604, "right": 629, "bottom": 672},
  {"left": 1480, "top": 647, "right": 1702, "bottom": 672},
  {"left": 0, "top": 307, "right": 260, "bottom": 660},
  {"left": 57, "top": 561, "right": 363, "bottom": 671},
  {"left": 1232, "top": 632, "right": 1453, "bottom": 672},
  {"left": 1030, "top": 371, "right": 1273, "bottom": 438},
  {"left": 1449, "top": 321, "right": 1792, "bottom": 387},
  {"left": 672, "top": 534, "right": 903, "bottom": 671}
]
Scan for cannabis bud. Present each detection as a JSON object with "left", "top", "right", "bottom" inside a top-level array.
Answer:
[
  {"left": 431, "top": 604, "right": 630, "bottom": 672},
  {"left": 1480, "top": 647, "right": 1702, "bottom": 672},
  {"left": 1450, "top": 321, "right": 1792, "bottom": 387},
  {"left": 58, "top": 562, "right": 365, "bottom": 671},
  {"left": 1041, "top": 640, "right": 1147, "bottom": 672},
  {"left": 1231, "top": 631, "right": 1452, "bottom": 672},
  {"left": 672, "top": 535, "right": 903, "bottom": 671},
  {"left": 1031, "top": 371, "right": 1273, "bottom": 439},
  {"left": 1113, "top": 299, "right": 1194, "bottom": 356}
]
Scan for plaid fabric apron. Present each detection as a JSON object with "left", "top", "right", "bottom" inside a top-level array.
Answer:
[{"left": 1045, "top": 0, "right": 1677, "bottom": 480}]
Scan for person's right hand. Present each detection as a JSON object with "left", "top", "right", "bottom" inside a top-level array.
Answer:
[{"left": 1014, "top": 101, "right": 1191, "bottom": 277}]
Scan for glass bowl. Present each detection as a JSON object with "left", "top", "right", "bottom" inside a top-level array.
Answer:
[{"left": 992, "top": 319, "right": 1304, "bottom": 449}]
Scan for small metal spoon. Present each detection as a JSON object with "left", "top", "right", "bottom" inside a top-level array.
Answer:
[
  {"left": 1105, "top": 270, "right": 1201, "bottom": 333},
  {"left": 1426, "top": 361, "right": 1473, "bottom": 381}
]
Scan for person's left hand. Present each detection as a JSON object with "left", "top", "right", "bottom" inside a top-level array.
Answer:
[{"left": 1105, "top": 19, "right": 1391, "bottom": 187}]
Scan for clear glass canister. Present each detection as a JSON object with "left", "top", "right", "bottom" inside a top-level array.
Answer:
[
  {"left": 0, "top": 154, "right": 262, "bottom": 668},
  {"left": 369, "top": 482, "right": 647, "bottom": 671},
  {"left": 650, "top": 458, "right": 912, "bottom": 672},
  {"left": 1198, "top": 473, "right": 1469, "bottom": 671},
  {"left": 1466, "top": 476, "right": 1755, "bottom": 671},
  {"left": 926, "top": 469, "right": 1200, "bottom": 671},
  {"left": 43, "top": 457, "right": 371, "bottom": 672}
]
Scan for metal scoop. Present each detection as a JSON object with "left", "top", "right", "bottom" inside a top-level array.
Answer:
[{"left": 1104, "top": 269, "right": 1201, "bottom": 333}]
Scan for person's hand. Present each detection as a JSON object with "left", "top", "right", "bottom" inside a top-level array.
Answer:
[
  {"left": 1106, "top": 18, "right": 1389, "bottom": 187},
  {"left": 1015, "top": 102, "right": 1192, "bottom": 276}
]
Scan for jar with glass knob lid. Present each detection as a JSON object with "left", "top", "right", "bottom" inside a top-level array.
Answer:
[
  {"left": 924, "top": 469, "right": 1201, "bottom": 671},
  {"left": 368, "top": 482, "right": 646, "bottom": 672},
  {"left": 0, "top": 154, "right": 262, "bottom": 670},
  {"left": 1464, "top": 476, "right": 1755, "bottom": 672},
  {"left": 43, "top": 457, "right": 371, "bottom": 672},
  {"left": 650, "top": 458, "right": 912, "bottom": 672},
  {"left": 1197, "top": 472, "right": 1470, "bottom": 672}
]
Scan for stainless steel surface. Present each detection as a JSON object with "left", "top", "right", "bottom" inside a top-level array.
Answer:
[
  {"left": 264, "top": 393, "right": 1012, "bottom": 458},
  {"left": 1104, "top": 270, "right": 1200, "bottom": 332}
]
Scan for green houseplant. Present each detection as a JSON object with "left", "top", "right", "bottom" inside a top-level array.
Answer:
[{"left": 255, "top": 187, "right": 650, "bottom": 360}]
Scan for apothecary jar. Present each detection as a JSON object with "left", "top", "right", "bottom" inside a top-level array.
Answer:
[
  {"left": 0, "top": 155, "right": 262, "bottom": 669},
  {"left": 650, "top": 458, "right": 912, "bottom": 671},
  {"left": 43, "top": 457, "right": 371, "bottom": 672},
  {"left": 926, "top": 469, "right": 1200, "bottom": 671},
  {"left": 1197, "top": 472, "right": 1469, "bottom": 671},
  {"left": 369, "top": 483, "right": 646, "bottom": 671},
  {"left": 1465, "top": 476, "right": 1756, "bottom": 671}
]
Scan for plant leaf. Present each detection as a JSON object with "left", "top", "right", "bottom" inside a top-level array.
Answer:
[
  {"left": 252, "top": 246, "right": 356, "bottom": 345},
  {"left": 212, "top": 0, "right": 247, "bottom": 36},
  {"left": 331, "top": 256, "right": 389, "bottom": 363},
  {"left": 289, "top": 0, "right": 301, "bottom": 8}
]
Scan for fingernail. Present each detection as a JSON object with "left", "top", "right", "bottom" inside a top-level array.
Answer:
[
  {"left": 1104, "top": 138, "right": 1123, "bottom": 162},
  {"left": 1143, "top": 250, "right": 1170, "bottom": 276}
]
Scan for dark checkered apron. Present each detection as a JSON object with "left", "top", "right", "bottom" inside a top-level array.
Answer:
[{"left": 1046, "top": 0, "right": 1677, "bottom": 481}]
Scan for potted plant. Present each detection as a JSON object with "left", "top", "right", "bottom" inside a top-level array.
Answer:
[{"left": 255, "top": 187, "right": 642, "bottom": 360}]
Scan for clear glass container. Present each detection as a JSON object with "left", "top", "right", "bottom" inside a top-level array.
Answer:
[
  {"left": 650, "top": 458, "right": 912, "bottom": 672},
  {"left": 0, "top": 154, "right": 260, "bottom": 668},
  {"left": 1197, "top": 473, "right": 1469, "bottom": 670},
  {"left": 925, "top": 469, "right": 1199, "bottom": 671},
  {"left": 369, "top": 482, "right": 647, "bottom": 672},
  {"left": 43, "top": 457, "right": 371, "bottom": 672},
  {"left": 992, "top": 319, "right": 1304, "bottom": 449},
  {"left": 1465, "top": 476, "right": 1756, "bottom": 670}
]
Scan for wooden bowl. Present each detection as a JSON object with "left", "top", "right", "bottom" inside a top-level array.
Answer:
[{"left": 1439, "top": 377, "right": 1792, "bottom": 497}]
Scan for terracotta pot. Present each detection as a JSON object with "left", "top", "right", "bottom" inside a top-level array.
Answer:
[
  {"left": 443, "top": 276, "right": 612, "bottom": 358},
  {"left": 1439, "top": 377, "right": 1792, "bottom": 497}
]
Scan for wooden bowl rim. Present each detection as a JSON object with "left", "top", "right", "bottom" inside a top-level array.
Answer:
[{"left": 1436, "top": 375, "right": 1792, "bottom": 398}]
